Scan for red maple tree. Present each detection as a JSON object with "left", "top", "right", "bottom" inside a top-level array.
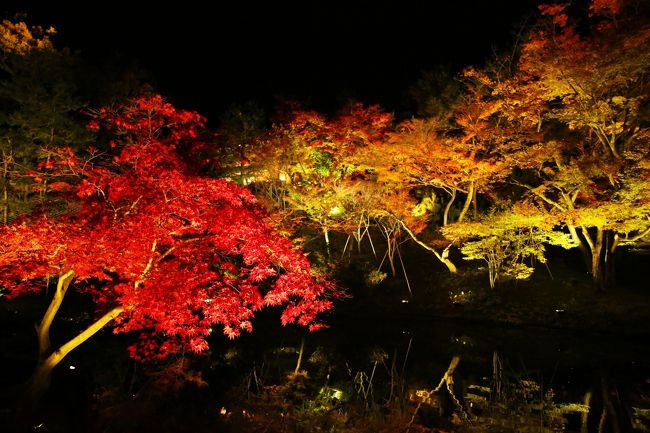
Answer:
[{"left": 0, "top": 94, "right": 338, "bottom": 398}]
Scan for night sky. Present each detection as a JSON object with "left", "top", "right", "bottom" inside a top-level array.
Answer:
[{"left": 4, "top": 1, "right": 539, "bottom": 120}]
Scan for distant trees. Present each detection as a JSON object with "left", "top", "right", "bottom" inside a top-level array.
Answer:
[{"left": 0, "top": 19, "right": 92, "bottom": 223}]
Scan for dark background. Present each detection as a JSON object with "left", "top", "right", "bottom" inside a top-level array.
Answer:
[{"left": 3, "top": 1, "right": 540, "bottom": 120}]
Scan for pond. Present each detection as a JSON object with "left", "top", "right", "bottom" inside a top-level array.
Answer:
[
  {"left": 200, "top": 313, "right": 650, "bottom": 432},
  {"left": 1, "top": 308, "right": 650, "bottom": 432}
]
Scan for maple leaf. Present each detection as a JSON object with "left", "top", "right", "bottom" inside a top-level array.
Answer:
[{"left": 0, "top": 94, "right": 341, "bottom": 387}]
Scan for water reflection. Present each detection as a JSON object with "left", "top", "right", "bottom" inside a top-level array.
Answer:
[
  {"left": 2, "top": 314, "right": 649, "bottom": 432},
  {"left": 217, "top": 315, "right": 650, "bottom": 432}
]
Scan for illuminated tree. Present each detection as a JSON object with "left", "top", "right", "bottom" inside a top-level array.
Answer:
[
  {"left": 517, "top": 2, "right": 648, "bottom": 160},
  {"left": 478, "top": 0, "right": 650, "bottom": 286},
  {"left": 443, "top": 202, "right": 577, "bottom": 288},
  {"left": 248, "top": 102, "right": 393, "bottom": 258},
  {"left": 357, "top": 118, "right": 458, "bottom": 273},
  {"left": 361, "top": 88, "right": 509, "bottom": 274},
  {"left": 0, "top": 95, "right": 337, "bottom": 399}
]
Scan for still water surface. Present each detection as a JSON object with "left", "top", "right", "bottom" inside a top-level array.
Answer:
[
  {"left": 222, "top": 314, "right": 650, "bottom": 432},
  {"left": 2, "top": 310, "right": 649, "bottom": 432}
]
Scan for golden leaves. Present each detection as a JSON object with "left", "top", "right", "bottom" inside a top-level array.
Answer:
[{"left": 0, "top": 19, "right": 55, "bottom": 54}]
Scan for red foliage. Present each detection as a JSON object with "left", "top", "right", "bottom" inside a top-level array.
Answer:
[
  {"left": 588, "top": 0, "right": 621, "bottom": 17},
  {"left": 538, "top": 3, "right": 570, "bottom": 27},
  {"left": 0, "top": 95, "right": 339, "bottom": 361}
]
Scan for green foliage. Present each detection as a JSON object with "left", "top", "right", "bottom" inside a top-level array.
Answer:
[
  {"left": 310, "top": 149, "right": 333, "bottom": 177},
  {"left": 0, "top": 19, "right": 93, "bottom": 223},
  {"left": 443, "top": 204, "right": 578, "bottom": 288},
  {"left": 411, "top": 193, "right": 436, "bottom": 218},
  {"left": 364, "top": 269, "right": 387, "bottom": 286}
]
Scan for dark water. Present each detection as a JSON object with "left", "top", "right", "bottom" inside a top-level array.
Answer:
[
  {"left": 219, "top": 314, "right": 650, "bottom": 432},
  {"left": 150, "top": 311, "right": 650, "bottom": 433},
  {"left": 2, "top": 310, "right": 650, "bottom": 432}
]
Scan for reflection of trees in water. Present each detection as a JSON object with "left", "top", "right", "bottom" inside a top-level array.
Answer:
[
  {"left": 211, "top": 320, "right": 649, "bottom": 432},
  {"left": 2, "top": 312, "right": 648, "bottom": 432}
]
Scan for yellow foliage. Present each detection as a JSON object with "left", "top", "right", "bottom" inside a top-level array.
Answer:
[{"left": 0, "top": 19, "right": 55, "bottom": 54}]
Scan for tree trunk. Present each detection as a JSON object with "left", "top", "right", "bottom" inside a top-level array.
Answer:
[
  {"left": 472, "top": 184, "right": 478, "bottom": 220},
  {"left": 294, "top": 338, "right": 305, "bottom": 374},
  {"left": 443, "top": 188, "right": 456, "bottom": 226},
  {"left": 580, "top": 226, "right": 604, "bottom": 288},
  {"left": 604, "top": 231, "right": 617, "bottom": 289},
  {"left": 29, "top": 306, "right": 124, "bottom": 401},
  {"left": 37, "top": 271, "right": 75, "bottom": 361},
  {"left": 457, "top": 181, "right": 474, "bottom": 223},
  {"left": 488, "top": 259, "right": 497, "bottom": 289},
  {"left": 397, "top": 219, "right": 457, "bottom": 273},
  {"left": 591, "top": 229, "right": 603, "bottom": 288},
  {"left": 27, "top": 270, "right": 124, "bottom": 401},
  {"left": 439, "top": 244, "right": 457, "bottom": 274},
  {"left": 323, "top": 225, "right": 330, "bottom": 258}
]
